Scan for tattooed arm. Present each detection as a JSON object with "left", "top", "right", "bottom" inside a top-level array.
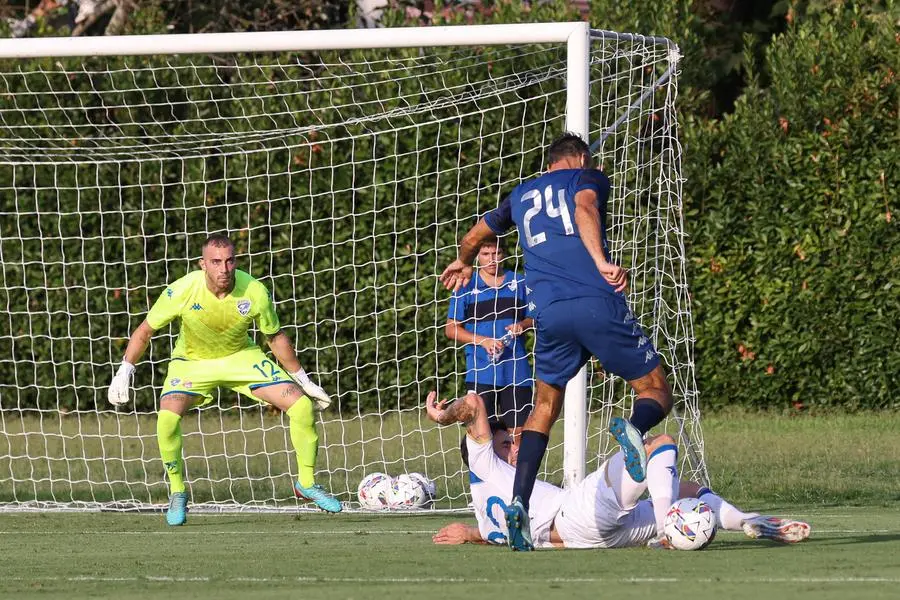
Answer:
[{"left": 425, "top": 391, "right": 491, "bottom": 443}]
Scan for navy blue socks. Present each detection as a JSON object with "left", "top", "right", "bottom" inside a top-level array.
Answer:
[
  {"left": 629, "top": 397, "right": 666, "bottom": 435},
  {"left": 511, "top": 430, "right": 549, "bottom": 511}
]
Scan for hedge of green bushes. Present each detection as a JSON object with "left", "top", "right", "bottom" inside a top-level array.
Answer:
[{"left": 0, "top": 1, "right": 896, "bottom": 411}]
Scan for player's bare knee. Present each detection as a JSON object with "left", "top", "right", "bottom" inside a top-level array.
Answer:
[{"left": 644, "top": 433, "right": 676, "bottom": 454}]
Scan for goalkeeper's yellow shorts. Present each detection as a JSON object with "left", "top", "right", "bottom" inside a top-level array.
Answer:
[{"left": 159, "top": 347, "right": 290, "bottom": 406}]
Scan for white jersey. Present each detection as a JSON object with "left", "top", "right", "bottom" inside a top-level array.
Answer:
[
  {"left": 466, "top": 436, "right": 564, "bottom": 548},
  {"left": 553, "top": 452, "right": 657, "bottom": 548}
]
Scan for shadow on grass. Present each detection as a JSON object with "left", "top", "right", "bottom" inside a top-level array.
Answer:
[
  {"left": 813, "top": 533, "right": 900, "bottom": 546},
  {"left": 715, "top": 532, "right": 900, "bottom": 551}
]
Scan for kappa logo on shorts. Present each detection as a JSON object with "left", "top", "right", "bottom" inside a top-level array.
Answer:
[
  {"left": 170, "top": 378, "right": 181, "bottom": 386},
  {"left": 183, "top": 380, "right": 193, "bottom": 389},
  {"left": 237, "top": 299, "right": 251, "bottom": 316},
  {"left": 638, "top": 336, "right": 649, "bottom": 348},
  {"left": 645, "top": 349, "right": 656, "bottom": 363}
]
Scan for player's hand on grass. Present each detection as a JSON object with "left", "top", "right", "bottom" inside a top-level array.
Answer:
[
  {"left": 107, "top": 361, "right": 135, "bottom": 406},
  {"left": 433, "top": 522, "right": 473, "bottom": 545},
  {"left": 596, "top": 261, "right": 628, "bottom": 293},
  {"left": 290, "top": 368, "right": 332, "bottom": 411},
  {"left": 439, "top": 259, "right": 473, "bottom": 292}
]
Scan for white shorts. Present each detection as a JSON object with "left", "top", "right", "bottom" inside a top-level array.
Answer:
[{"left": 553, "top": 452, "right": 657, "bottom": 549}]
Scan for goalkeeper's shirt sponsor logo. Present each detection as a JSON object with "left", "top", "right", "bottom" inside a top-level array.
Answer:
[{"left": 145, "top": 270, "right": 281, "bottom": 360}]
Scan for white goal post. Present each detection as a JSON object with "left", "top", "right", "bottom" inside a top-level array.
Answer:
[{"left": 0, "top": 22, "right": 705, "bottom": 512}]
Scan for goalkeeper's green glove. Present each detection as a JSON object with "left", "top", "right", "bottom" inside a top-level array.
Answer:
[{"left": 289, "top": 368, "right": 332, "bottom": 411}]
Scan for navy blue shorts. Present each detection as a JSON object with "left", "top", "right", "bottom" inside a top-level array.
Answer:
[{"left": 534, "top": 295, "right": 660, "bottom": 387}]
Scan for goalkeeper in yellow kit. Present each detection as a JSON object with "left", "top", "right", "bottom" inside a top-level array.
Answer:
[{"left": 107, "top": 234, "right": 341, "bottom": 524}]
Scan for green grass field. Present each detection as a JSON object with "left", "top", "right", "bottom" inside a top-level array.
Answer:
[
  {"left": 2, "top": 413, "right": 899, "bottom": 599},
  {"left": 1, "top": 508, "right": 898, "bottom": 600}
]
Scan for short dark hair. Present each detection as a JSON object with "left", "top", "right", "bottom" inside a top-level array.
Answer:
[
  {"left": 202, "top": 233, "right": 234, "bottom": 251},
  {"left": 547, "top": 132, "right": 592, "bottom": 167},
  {"left": 459, "top": 418, "right": 509, "bottom": 469},
  {"left": 480, "top": 235, "right": 506, "bottom": 255}
]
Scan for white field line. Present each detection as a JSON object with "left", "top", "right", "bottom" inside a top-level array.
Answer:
[
  {"left": 2, "top": 575, "right": 899, "bottom": 585},
  {"left": 0, "top": 529, "right": 437, "bottom": 535},
  {"left": 0, "top": 528, "right": 894, "bottom": 535}
]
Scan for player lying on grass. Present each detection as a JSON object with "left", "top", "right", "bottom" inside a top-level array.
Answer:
[
  {"left": 107, "top": 234, "right": 341, "bottom": 524},
  {"left": 441, "top": 133, "right": 673, "bottom": 551},
  {"left": 426, "top": 392, "right": 810, "bottom": 548}
]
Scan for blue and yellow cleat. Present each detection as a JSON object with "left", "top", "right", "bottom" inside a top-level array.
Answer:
[
  {"left": 294, "top": 482, "right": 343, "bottom": 513},
  {"left": 609, "top": 416, "right": 647, "bottom": 483},
  {"left": 166, "top": 491, "right": 188, "bottom": 526},
  {"left": 504, "top": 496, "right": 534, "bottom": 551}
]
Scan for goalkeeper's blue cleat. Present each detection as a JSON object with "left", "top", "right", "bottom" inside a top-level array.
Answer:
[
  {"left": 166, "top": 491, "right": 188, "bottom": 526},
  {"left": 294, "top": 482, "right": 343, "bottom": 513},
  {"left": 504, "top": 496, "right": 534, "bottom": 551},
  {"left": 609, "top": 416, "right": 647, "bottom": 483}
]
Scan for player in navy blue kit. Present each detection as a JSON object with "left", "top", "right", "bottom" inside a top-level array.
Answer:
[
  {"left": 445, "top": 238, "right": 534, "bottom": 440},
  {"left": 440, "top": 133, "right": 673, "bottom": 551}
]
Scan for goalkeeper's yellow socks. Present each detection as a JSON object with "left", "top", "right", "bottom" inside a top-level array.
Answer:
[
  {"left": 287, "top": 396, "right": 318, "bottom": 488},
  {"left": 157, "top": 409, "right": 186, "bottom": 494}
]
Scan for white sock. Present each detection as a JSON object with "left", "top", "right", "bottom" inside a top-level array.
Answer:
[
  {"left": 698, "top": 488, "right": 757, "bottom": 531},
  {"left": 646, "top": 444, "right": 679, "bottom": 535}
]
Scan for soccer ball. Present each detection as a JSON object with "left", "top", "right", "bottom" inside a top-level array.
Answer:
[
  {"left": 407, "top": 472, "right": 436, "bottom": 508},
  {"left": 386, "top": 474, "right": 428, "bottom": 509},
  {"left": 663, "top": 497, "right": 717, "bottom": 550},
  {"left": 357, "top": 472, "right": 391, "bottom": 510}
]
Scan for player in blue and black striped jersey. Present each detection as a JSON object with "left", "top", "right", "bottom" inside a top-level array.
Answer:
[
  {"left": 445, "top": 237, "right": 534, "bottom": 440},
  {"left": 440, "top": 133, "right": 674, "bottom": 552}
]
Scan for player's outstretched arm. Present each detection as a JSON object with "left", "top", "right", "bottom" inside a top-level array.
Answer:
[
  {"left": 108, "top": 320, "right": 156, "bottom": 406},
  {"left": 433, "top": 522, "right": 487, "bottom": 545},
  {"left": 266, "top": 331, "right": 332, "bottom": 410},
  {"left": 425, "top": 391, "right": 491, "bottom": 443},
  {"left": 440, "top": 218, "right": 496, "bottom": 292},
  {"left": 574, "top": 189, "right": 627, "bottom": 293}
]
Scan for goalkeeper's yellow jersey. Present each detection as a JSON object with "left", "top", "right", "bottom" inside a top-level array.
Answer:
[{"left": 146, "top": 270, "right": 280, "bottom": 360}]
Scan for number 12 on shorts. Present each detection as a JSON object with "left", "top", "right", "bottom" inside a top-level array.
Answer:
[
  {"left": 521, "top": 185, "right": 574, "bottom": 248},
  {"left": 252, "top": 359, "right": 283, "bottom": 382}
]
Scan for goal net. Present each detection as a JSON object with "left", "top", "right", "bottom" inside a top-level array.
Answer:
[{"left": 0, "top": 24, "right": 703, "bottom": 511}]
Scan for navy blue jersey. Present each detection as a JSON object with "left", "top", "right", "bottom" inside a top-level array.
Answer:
[
  {"left": 447, "top": 270, "right": 532, "bottom": 387},
  {"left": 484, "top": 169, "right": 614, "bottom": 314}
]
